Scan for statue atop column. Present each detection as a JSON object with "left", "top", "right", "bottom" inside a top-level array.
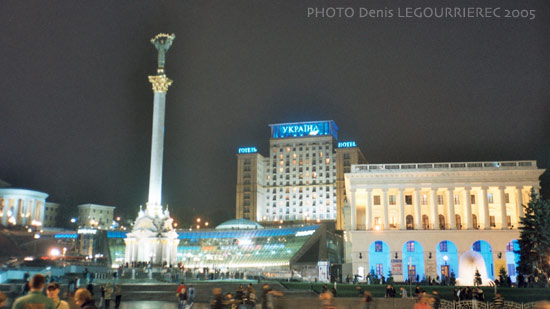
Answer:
[{"left": 151, "top": 33, "right": 175, "bottom": 74}]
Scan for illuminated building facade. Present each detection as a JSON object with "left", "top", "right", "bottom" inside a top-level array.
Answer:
[
  {"left": 236, "top": 120, "right": 366, "bottom": 229},
  {"left": 0, "top": 188, "right": 48, "bottom": 227},
  {"left": 77, "top": 203, "right": 115, "bottom": 230},
  {"left": 343, "top": 160, "right": 545, "bottom": 285},
  {"left": 44, "top": 202, "right": 60, "bottom": 227}
]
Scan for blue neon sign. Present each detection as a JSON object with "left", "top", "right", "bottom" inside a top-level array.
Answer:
[
  {"left": 238, "top": 147, "right": 258, "bottom": 154},
  {"left": 270, "top": 121, "right": 338, "bottom": 139},
  {"left": 338, "top": 141, "right": 357, "bottom": 148}
]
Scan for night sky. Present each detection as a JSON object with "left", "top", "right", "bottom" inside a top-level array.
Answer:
[{"left": 1, "top": 1, "right": 548, "bottom": 228}]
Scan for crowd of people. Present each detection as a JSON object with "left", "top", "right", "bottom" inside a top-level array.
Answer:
[
  {"left": 0, "top": 272, "right": 123, "bottom": 309},
  {"left": 1, "top": 273, "right": 550, "bottom": 309}
]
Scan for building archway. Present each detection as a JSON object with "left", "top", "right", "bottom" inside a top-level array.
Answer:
[
  {"left": 455, "top": 214, "right": 462, "bottom": 230},
  {"left": 505, "top": 240, "right": 520, "bottom": 283},
  {"left": 422, "top": 215, "right": 429, "bottom": 229},
  {"left": 472, "top": 214, "right": 478, "bottom": 229},
  {"left": 369, "top": 240, "right": 390, "bottom": 279},
  {"left": 438, "top": 215, "right": 446, "bottom": 230},
  {"left": 436, "top": 240, "right": 458, "bottom": 283},
  {"left": 402, "top": 240, "right": 424, "bottom": 282},
  {"left": 406, "top": 215, "right": 414, "bottom": 230},
  {"left": 472, "top": 240, "right": 494, "bottom": 280}
]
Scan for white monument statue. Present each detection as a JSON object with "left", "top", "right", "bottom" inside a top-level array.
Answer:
[{"left": 124, "top": 34, "right": 179, "bottom": 265}]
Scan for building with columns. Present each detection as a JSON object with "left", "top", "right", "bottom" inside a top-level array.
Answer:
[
  {"left": 343, "top": 160, "right": 544, "bottom": 285},
  {"left": 236, "top": 120, "right": 366, "bottom": 229},
  {"left": 0, "top": 188, "right": 48, "bottom": 227}
]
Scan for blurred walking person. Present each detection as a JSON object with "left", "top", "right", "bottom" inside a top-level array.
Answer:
[
  {"left": 13, "top": 274, "right": 55, "bottom": 309},
  {"left": 46, "top": 282, "right": 69, "bottom": 309},
  {"left": 75, "top": 288, "right": 98, "bottom": 309},
  {"left": 363, "top": 291, "right": 373, "bottom": 309}
]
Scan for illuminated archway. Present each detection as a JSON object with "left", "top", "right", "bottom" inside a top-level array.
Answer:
[
  {"left": 436, "top": 240, "right": 458, "bottom": 283},
  {"left": 472, "top": 240, "right": 494, "bottom": 280},
  {"left": 369, "top": 240, "right": 390, "bottom": 278},
  {"left": 402, "top": 240, "right": 424, "bottom": 282},
  {"left": 505, "top": 240, "right": 520, "bottom": 283}
]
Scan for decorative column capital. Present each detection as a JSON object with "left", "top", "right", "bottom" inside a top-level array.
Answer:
[{"left": 149, "top": 75, "right": 173, "bottom": 93}]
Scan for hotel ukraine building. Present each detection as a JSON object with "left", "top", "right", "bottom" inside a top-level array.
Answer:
[
  {"left": 236, "top": 120, "right": 545, "bottom": 284},
  {"left": 236, "top": 120, "right": 365, "bottom": 229}
]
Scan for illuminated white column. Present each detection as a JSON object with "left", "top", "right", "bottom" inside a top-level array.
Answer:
[
  {"left": 1, "top": 197, "right": 8, "bottom": 225},
  {"left": 13, "top": 199, "right": 20, "bottom": 225},
  {"left": 366, "top": 189, "right": 372, "bottom": 230},
  {"left": 498, "top": 186, "right": 508, "bottom": 230},
  {"left": 516, "top": 186, "right": 524, "bottom": 218},
  {"left": 350, "top": 188, "right": 357, "bottom": 230},
  {"left": 479, "top": 186, "right": 490, "bottom": 229},
  {"left": 430, "top": 188, "right": 439, "bottom": 230},
  {"left": 463, "top": 186, "right": 472, "bottom": 229},
  {"left": 148, "top": 90, "right": 167, "bottom": 213},
  {"left": 398, "top": 188, "right": 405, "bottom": 230},
  {"left": 447, "top": 187, "right": 456, "bottom": 230},
  {"left": 382, "top": 188, "right": 389, "bottom": 230},
  {"left": 413, "top": 188, "right": 421, "bottom": 229}
]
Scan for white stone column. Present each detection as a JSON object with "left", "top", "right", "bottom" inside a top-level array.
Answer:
[
  {"left": 350, "top": 189, "right": 357, "bottom": 230},
  {"left": 1, "top": 197, "right": 7, "bottom": 225},
  {"left": 463, "top": 186, "right": 472, "bottom": 229},
  {"left": 13, "top": 199, "right": 20, "bottom": 225},
  {"left": 30, "top": 199, "right": 36, "bottom": 221},
  {"left": 447, "top": 187, "right": 456, "bottom": 230},
  {"left": 382, "top": 188, "right": 389, "bottom": 230},
  {"left": 366, "top": 189, "right": 372, "bottom": 230},
  {"left": 516, "top": 186, "right": 524, "bottom": 218},
  {"left": 21, "top": 199, "right": 28, "bottom": 226},
  {"left": 430, "top": 188, "right": 439, "bottom": 230},
  {"left": 413, "top": 188, "right": 421, "bottom": 229},
  {"left": 498, "top": 186, "right": 508, "bottom": 230},
  {"left": 479, "top": 186, "right": 490, "bottom": 229},
  {"left": 398, "top": 188, "right": 405, "bottom": 230}
]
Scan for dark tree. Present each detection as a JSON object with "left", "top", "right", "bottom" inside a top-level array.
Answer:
[
  {"left": 449, "top": 271, "right": 456, "bottom": 286},
  {"left": 517, "top": 189, "right": 550, "bottom": 281},
  {"left": 474, "top": 268, "right": 482, "bottom": 286},
  {"left": 498, "top": 266, "right": 508, "bottom": 287},
  {"left": 387, "top": 270, "right": 394, "bottom": 285}
]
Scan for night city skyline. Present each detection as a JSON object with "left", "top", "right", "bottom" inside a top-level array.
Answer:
[{"left": 1, "top": 1, "right": 548, "bottom": 227}]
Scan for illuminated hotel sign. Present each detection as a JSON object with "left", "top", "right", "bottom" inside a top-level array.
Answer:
[
  {"left": 270, "top": 120, "right": 339, "bottom": 139},
  {"left": 338, "top": 141, "right": 357, "bottom": 148},
  {"left": 238, "top": 147, "right": 258, "bottom": 154}
]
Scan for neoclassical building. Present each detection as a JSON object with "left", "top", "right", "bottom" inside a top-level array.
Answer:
[
  {"left": 343, "top": 160, "right": 544, "bottom": 285},
  {"left": 0, "top": 188, "right": 49, "bottom": 227}
]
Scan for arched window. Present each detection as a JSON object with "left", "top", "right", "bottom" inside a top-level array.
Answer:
[
  {"left": 439, "top": 215, "right": 446, "bottom": 230},
  {"left": 406, "top": 215, "right": 414, "bottom": 230},
  {"left": 455, "top": 214, "right": 462, "bottom": 230},
  {"left": 422, "top": 215, "right": 429, "bottom": 229}
]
